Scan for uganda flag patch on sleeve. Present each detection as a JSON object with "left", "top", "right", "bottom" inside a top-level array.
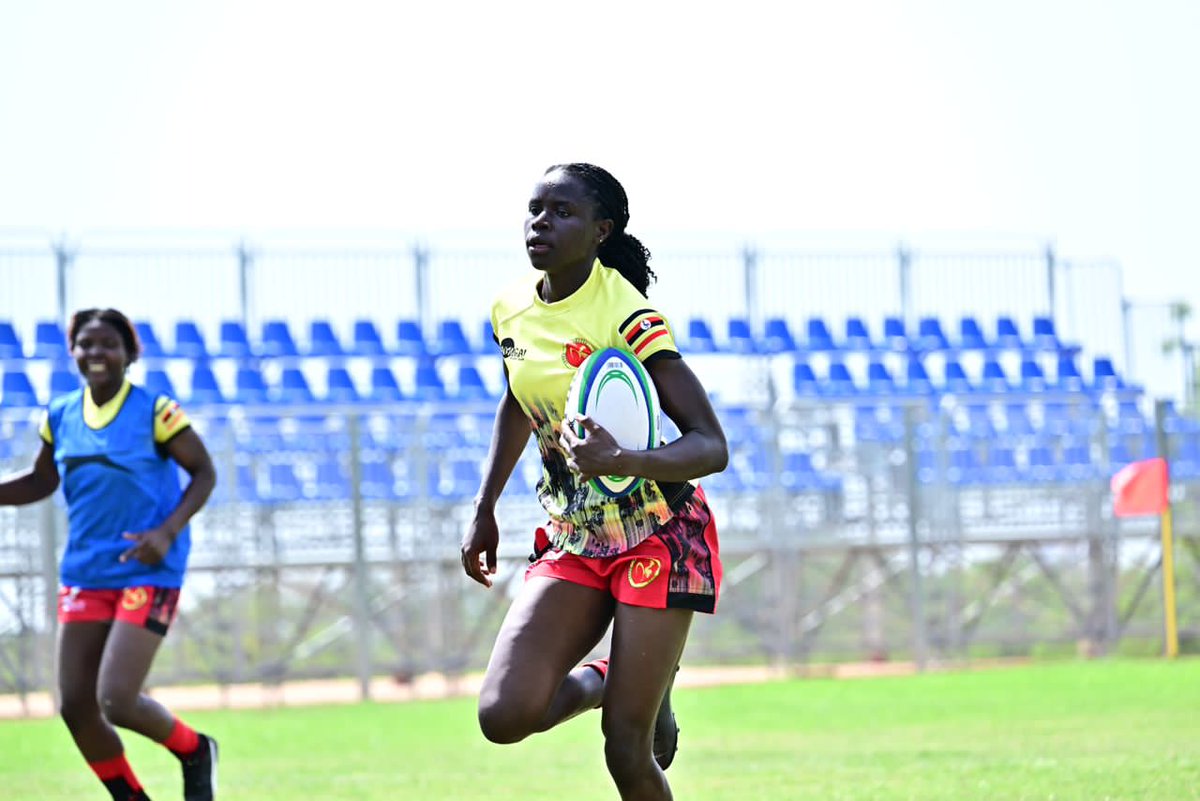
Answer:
[
  {"left": 153, "top": 397, "right": 192, "bottom": 443},
  {"left": 619, "top": 308, "right": 674, "bottom": 357}
]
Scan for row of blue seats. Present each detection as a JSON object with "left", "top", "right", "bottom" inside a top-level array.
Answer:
[
  {"left": 792, "top": 355, "right": 1131, "bottom": 397},
  {"left": 0, "top": 362, "right": 496, "bottom": 408},
  {"left": 0, "top": 313, "right": 1072, "bottom": 362}
]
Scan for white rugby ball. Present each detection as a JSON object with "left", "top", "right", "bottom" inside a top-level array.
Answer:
[{"left": 564, "top": 347, "right": 661, "bottom": 498}]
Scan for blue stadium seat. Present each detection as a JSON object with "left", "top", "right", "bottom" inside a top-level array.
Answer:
[
  {"left": 1, "top": 371, "right": 39, "bottom": 406},
  {"left": 825, "top": 361, "right": 858, "bottom": 396},
  {"left": 1024, "top": 445, "right": 1056, "bottom": 482},
  {"left": 726, "top": 318, "right": 757, "bottom": 354},
  {"left": 436, "top": 320, "right": 473, "bottom": 357},
  {"left": 369, "top": 365, "right": 404, "bottom": 402},
  {"left": 904, "top": 359, "right": 934, "bottom": 395},
  {"left": 432, "top": 460, "right": 482, "bottom": 500},
  {"left": 854, "top": 404, "right": 905, "bottom": 442},
  {"left": 1032, "top": 316, "right": 1059, "bottom": 349},
  {"left": 985, "top": 447, "right": 1019, "bottom": 484},
  {"left": 173, "top": 321, "right": 209, "bottom": 359},
  {"left": 361, "top": 460, "right": 399, "bottom": 500},
  {"left": 396, "top": 320, "right": 428, "bottom": 357},
  {"left": 882, "top": 317, "right": 908, "bottom": 351},
  {"left": 34, "top": 321, "right": 67, "bottom": 360},
  {"left": 456, "top": 364, "right": 492, "bottom": 400},
  {"left": 143, "top": 368, "right": 176, "bottom": 398},
  {"left": 313, "top": 459, "right": 351, "bottom": 501},
  {"left": 1055, "top": 355, "right": 1085, "bottom": 392},
  {"left": 1061, "top": 443, "right": 1097, "bottom": 482},
  {"left": 325, "top": 367, "right": 361, "bottom": 403},
  {"left": 1019, "top": 359, "right": 1047, "bottom": 392},
  {"left": 806, "top": 318, "right": 836, "bottom": 351},
  {"left": 308, "top": 320, "right": 345, "bottom": 357},
  {"left": 218, "top": 321, "right": 252, "bottom": 358},
  {"left": 134, "top": 321, "right": 166, "bottom": 359},
  {"left": 958, "top": 317, "right": 988, "bottom": 350},
  {"left": 1092, "top": 357, "right": 1121, "bottom": 392},
  {"left": 995, "top": 316, "right": 1023, "bottom": 350},
  {"left": 189, "top": 365, "right": 226, "bottom": 405},
  {"left": 793, "top": 362, "right": 820, "bottom": 396},
  {"left": 479, "top": 320, "right": 497, "bottom": 353},
  {"left": 779, "top": 452, "right": 840, "bottom": 492},
  {"left": 234, "top": 366, "right": 270, "bottom": 404},
  {"left": 413, "top": 358, "right": 446, "bottom": 401},
  {"left": 762, "top": 318, "right": 796, "bottom": 354},
  {"left": 945, "top": 446, "right": 985, "bottom": 486},
  {"left": 261, "top": 320, "right": 299, "bottom": 358},
  {"left": 957, "top": 403, "right": 995, "bottom": 437},
  {"left": 0, "top": 321, "right": 23, "bottom": 359},
  {"left": 844, "top": 317, "right": 873, "bottom": 350},
  {"left": 915, "top": 317, "right": 949, "bottom": 351},
  {"left": 49, "top": 368, "right": 80, "bottom": 398},
  {"left": 1003, "top": 403, "right": 1035, "bottom": 437},
  {"left": 686, "top": 319, "right": 718, "bottom": 353},
  {"left": 264, "top": 463, "right": 303, "bottom": 503},
  {"left": 351, "top": 320, "right": 386, "bottom": 356},
  {"left": 866, "top": 361, "right": 895, "bottom": 394},
  {"left": 278, "top": 368, "right": 315, "bottom": 404},
  {"left": 942, "top": 360, "right": 974, "bottom": 394},
  {"left": 979, "top": 359, "right": 1009, "bottom": 393}
]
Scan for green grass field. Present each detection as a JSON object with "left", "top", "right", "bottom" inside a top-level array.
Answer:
[{"left": 2, "top": 660, "right": 1197, "bottom": 800}]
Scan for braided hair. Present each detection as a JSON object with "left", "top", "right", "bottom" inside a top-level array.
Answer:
[
  {"left": 68, "top": 308, "right": 142, "bottom": 366},
  {"left": 547, "top": 163, "right": 656, "bottom": 297}
]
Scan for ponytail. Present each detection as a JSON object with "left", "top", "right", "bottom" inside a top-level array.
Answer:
[{"left": 547, "top": 163, "right": 657, "bottom": 298}]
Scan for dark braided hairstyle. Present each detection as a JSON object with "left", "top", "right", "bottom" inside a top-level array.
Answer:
[
  {"left": 548, "top": 163, "right": 656, "bottom": 297},
  {"left": 68, "top": 308, "right": 141, "bottom": 366}
]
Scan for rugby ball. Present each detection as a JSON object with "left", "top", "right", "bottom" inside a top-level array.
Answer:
[{"left": 564, "top": 347, "right": 661, "bottom": 498}]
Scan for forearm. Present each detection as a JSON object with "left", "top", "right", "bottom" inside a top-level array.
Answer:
[
  {"left": 614, "top": 429, "right": 728, "bottom": 483},
  {"left": 474, "top": 391, "right": 532, "bottom": 511},
  {"left": 159, "top": 464, "right": 216, "bottom": 539},
  {"left": 0, "top": 470, "right": 57, "bottom": 506}
]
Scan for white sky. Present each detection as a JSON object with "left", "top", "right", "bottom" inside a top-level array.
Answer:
[{"left": 1, "top": 0, "right": 1197, "bottom": 312}]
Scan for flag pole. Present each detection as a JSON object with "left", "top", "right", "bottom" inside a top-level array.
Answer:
[{"left": 1154, "top": 400, "right": 1179, "bottom": 659}]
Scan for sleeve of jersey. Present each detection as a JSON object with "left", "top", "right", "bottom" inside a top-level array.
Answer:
[
  {"left": 617, "top": 307, "right": 679, "bottom": 362},
  {"left": 153, "top": 396, "right": 192, "bottom": 444},
  {"left": 39, "top": 411, "right": 52, "bottom": 445}
]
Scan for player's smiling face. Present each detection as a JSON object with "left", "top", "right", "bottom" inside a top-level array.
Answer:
[
  {"left": 525, "top": 171, "right": 612, "bottom": 274},
  {"left": 72, "top": 319, "right": 129, "bottom": 390}
]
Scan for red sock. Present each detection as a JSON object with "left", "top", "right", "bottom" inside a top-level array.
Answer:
[
  {"left": 583, "top": 657, "right": 609, "bottom": 678},
  {"left": 89, "top": 753, "right": 144, "bottom": 800},
  {"left": 162, "top": 717, "right": 200, "bottom": 756}
]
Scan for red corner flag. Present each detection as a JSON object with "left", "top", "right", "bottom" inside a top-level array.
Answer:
[{"left": 1111, "top": 457, "right": 1169, "bottom": 517}]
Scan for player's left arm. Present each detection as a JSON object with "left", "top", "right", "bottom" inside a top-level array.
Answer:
[
  {"left": 121, "top": 427, "right": 217, "bottom": 565},
  {"left": 563, "top": 355, "right": 728, "bottom": 482}
]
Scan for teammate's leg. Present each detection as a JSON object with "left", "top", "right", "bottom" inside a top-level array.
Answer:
[
  {"left": 477, "top": 575, "right": 615, "bottom": 743},
  {"left": 602, "top": 604, "right": 693, "bottom": 801},
  {"left": 58, "top": 620, "right": 150, "bottom": 801}
]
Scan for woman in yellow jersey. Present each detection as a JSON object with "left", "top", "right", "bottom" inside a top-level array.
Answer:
[{"left": 461, "top": 163, "right": 728, "bottom": 800}]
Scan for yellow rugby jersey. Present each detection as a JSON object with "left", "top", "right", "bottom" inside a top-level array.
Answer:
[{"left": 491, "top": 259, "right": 693, "bottom": 558}]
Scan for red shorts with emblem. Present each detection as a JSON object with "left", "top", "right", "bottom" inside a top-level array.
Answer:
[
  {"left": 57, "top": 586, "right": 181, "bottom": 635},
  {"left": 526, "top": 487, "right": 722, "bottom": 613}
]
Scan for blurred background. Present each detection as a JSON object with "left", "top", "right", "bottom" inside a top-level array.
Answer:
[{"left": 1, "top": 1, "right": 1197, "bottom": 706}]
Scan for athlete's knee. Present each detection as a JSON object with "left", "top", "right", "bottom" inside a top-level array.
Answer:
[
  {"left": 602, "top": 716, "right": 654, "bottom": 783},
  {"left": 58, "top": 687, "right": 101, "bottom": 730},
  {"left": 95, "top": 682, "right": 141, "bottom": 728},
  {"left": 477, "top": 694, "right": 540, "bottom": 744}
]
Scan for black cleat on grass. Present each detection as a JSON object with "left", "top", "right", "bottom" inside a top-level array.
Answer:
[
  {"left": 653, "top": 666, "right": 680, "bottom": 771},
  {"left": 181, "top": 733, "right": 219, "bottom": 801}
]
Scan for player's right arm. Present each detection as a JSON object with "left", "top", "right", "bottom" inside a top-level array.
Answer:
[
  {"left": 0, "top": 442, "right": 60, "bottom": 506},
  {"left": 460, "top": 377, "right": 531, "bottom": 588}
]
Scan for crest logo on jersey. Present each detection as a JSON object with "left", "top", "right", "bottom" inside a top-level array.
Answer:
[
  {"left": 563, "top": 338, "right": 594, "bottom": 368},
  {"left": 628, "top": 557, "right": 662, "bottom": 589},
  {"left": 121, "top": 587, "right": 149, "bottom": 612}
]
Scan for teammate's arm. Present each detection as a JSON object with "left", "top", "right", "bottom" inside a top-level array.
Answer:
[
  {"left": 562, "top": 355, "right": 728, "bottom": 483},
  {"left": 0, "top": 442, "right": 60, "bottom": 505},
  {"left": 121, "top": 427, "right": 216, "bottom": 565},
  {"left": 461, "top": 376, "right": 531, "bottom": 588}
]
